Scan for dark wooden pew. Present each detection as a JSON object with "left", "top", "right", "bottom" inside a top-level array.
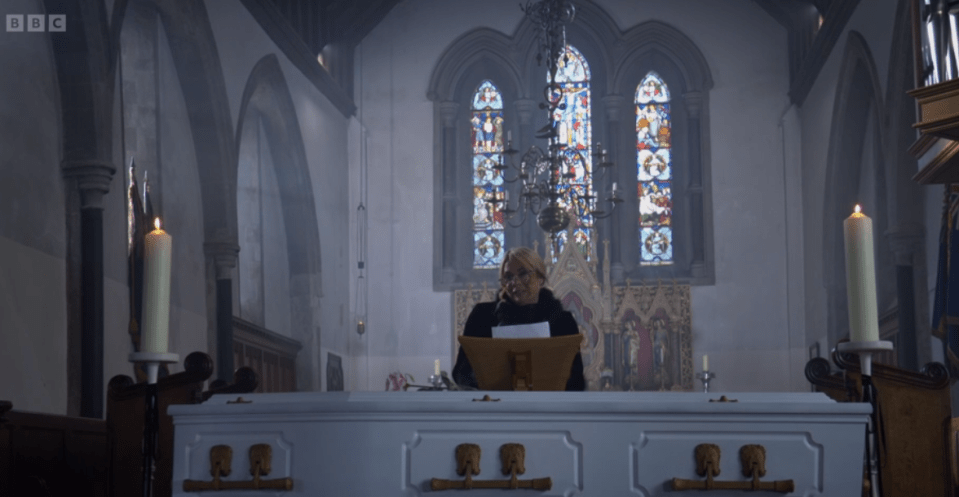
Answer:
[
  {"left": 805, "top": 348, "right": 953, "bottom": 497},
  {"left": 107, "top": 351, "right": 257, "bottom": 497},
  {"left": 0, "top": 351, "right": 257, "bottom": 497},
  {"left": 0, "top": 399, "right": 107, "bottom": 496}
]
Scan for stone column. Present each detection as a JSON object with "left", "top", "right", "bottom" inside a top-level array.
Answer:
[
  {"left": 601, "top": 94, "right": 625, "bottom": 281},
  {"left": 205, "top": 242, "right": 239, "bottom": 382},
  {"left": 887, "top": 227, "right": 926, "bottom": 370},
  {"left": 62, "top": 160, "right": 115, "bottom": 419},
  {"left": 684, "top": 91, "right": 705, "bottom": 278},
  {"left": 439, "top": 101, "right": 459, "bottom": 282}
]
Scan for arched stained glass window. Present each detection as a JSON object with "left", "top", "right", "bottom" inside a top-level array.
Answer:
[
  {"left": 635, "top": 72, "right": 673, "bottom": 265},
  {"left": 552, "top": 45, "right": 593, "bottom": 258},
  {"left": 471, "top": 80, "right": 506, "bottom": 268}
]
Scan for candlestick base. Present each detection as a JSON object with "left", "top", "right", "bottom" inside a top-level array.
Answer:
[
  {"left": 129, "top": 352, "right": 180, "bottom": 384},
  {"left": 836, "top": 340, "right": 892, "bottom": 377},
  {"left": 127, "top": 352, "right": 178, "bottom": 497},
  {"left": 695, "top": 371, "right": 715, "bottom": 393},
  {"left": 836, "top": 340, "right": 890, "bottom": 497},
  {"left": 129, "top": 351, "right": 180, "bottom": 363}
]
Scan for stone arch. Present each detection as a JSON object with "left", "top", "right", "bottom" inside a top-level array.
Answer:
[
  {"left": 139, "top": 0, "right": 240, "bottom": 381},
  {"left": 611, "top": 20, "right": 714, "bottom": 283},
  {"left": 428, "top": 28, "right": 528, "bottom": 289},
  {"left": 613, "top": 21, "right": 714, "bottom": 95},
  {"left": 427, "top": 28, "right": 523, "bottom": 102},
  {"left": 822, "top": 31, "right": 893, "bottom": 349},
  {"left": 510, "top": 0, "right": 619, "bottom": 95},
  {"left": 152, "top": 0, "right": 238, "bottom": 248},
  {"left": 234, "top": 54, "right": 322, "bottom": 391}
]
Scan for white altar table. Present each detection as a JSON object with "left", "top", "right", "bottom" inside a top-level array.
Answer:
[{"left": 170, "top": 391, "right": 870, "bottom": 496}]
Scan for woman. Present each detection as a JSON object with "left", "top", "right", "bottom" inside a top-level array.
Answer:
[{"left": 452, "top": 247, "right": 586, "bottom": 391}]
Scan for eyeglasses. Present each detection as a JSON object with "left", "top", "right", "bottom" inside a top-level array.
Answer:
[{"left": 499, "top": 269, "right": 534, "bottom": 286}]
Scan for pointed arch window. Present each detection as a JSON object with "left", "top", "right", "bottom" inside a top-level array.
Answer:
[
  {"left": 552, "top": 45, "right": 593, "bottom": 258},
  {"left": 635, "top": 72, "right": 673, "bottom": 266},
  {"left": 429, "top": 18, "right": 715, "bottom": 289},
  {"left": 471, "top": 80, "right": 506, "bottom": 268}
]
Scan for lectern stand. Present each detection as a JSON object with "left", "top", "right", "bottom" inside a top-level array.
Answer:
[{"left": 458, "top": 335, "right": 581, "bottom": 391}]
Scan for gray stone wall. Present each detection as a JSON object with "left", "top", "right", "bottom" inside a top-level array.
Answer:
[{"left": 0, "top": 0, "right": 68, "bottom": 413}]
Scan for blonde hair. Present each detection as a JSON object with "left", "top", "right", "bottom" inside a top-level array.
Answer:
[{"left": 498, "top": 247, "right": 548, "bottom": 300}]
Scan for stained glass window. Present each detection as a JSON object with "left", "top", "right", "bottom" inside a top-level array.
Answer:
[
  {"left": 471, "top": 80, "right": 506, "bottom": 268},
  {"left": 552, "top": 45, "right": 593, "bottom": 259},
  {"left": 636, "top": 72, "right": 673, "bottom": 265}
]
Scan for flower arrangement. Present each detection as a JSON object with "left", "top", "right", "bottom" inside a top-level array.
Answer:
[{"left": 385, "top": 372, "right": 415, "bottom": 391}]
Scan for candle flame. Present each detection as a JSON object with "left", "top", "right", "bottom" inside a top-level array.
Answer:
[
  {"left": 154, "top": 217, "right": 161, "bottom": 230},
  {"left": 854, "top": 204, "right": 861, "bottom": 214}
]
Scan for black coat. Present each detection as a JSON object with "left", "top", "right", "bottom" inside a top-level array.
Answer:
[{"left": 452, "top": 288, "right": 586, "bottom": 391}]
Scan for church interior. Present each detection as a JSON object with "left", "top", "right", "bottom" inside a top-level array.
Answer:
[{"left": 4, "top": 0, "right": 959, "bottom": 495}]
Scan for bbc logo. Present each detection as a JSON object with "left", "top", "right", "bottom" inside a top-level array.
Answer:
[{"left": 6, "top": 14, "right": 66, "bottom": 32}]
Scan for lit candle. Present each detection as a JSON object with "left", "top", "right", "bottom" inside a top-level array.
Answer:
[
  {"left": 434, "top": 359, "right": 441, "bottom": 376},
  {"left": 142, "top": 218, "right": 172, "bottom": 353},
  {"left": 702, "top": 354, "right": 708, "bottom": 372},
  {"left": 843, "top": 205, "right": 879, "bottom": 342}
]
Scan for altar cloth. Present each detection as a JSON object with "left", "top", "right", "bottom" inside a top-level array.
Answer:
[{"left": 170, "top": 391, "right": 870, "bottom": 496}]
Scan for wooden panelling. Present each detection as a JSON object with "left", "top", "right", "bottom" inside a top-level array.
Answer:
[
  {"left": 233, "top": 317, "right": 301, "bottom": 393},
  {"left": 0, "top": 409, "right": 108, "bottom": 496}
]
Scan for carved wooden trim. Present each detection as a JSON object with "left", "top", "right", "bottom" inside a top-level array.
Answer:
[
  {"left": 233, "top": 317, "right": 302, "bottom": 358},
  {"left": 804, "top": 357, "right": 859, "bottom": 402},
  {"left": 107, "top": 351, "right": 214, "bottom": 401},
  {"left": 832, "top": 348, "right": 950, "bottom": 390},
  {"left": 912, "top": 138, "right": 959, "bottom": 185}
]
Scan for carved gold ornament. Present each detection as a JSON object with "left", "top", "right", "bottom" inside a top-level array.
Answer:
[
  {"left": 670, "top": 444, "right": 794, "bottom": 493},
  {"left": 430, "top": 443, "right": 552, "bottom": 491},
  {"left": 183, "top": 444, "right": 293, "bottom": 492}
]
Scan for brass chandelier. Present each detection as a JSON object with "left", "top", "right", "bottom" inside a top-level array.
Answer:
[{"left": 486, "top": 0, "right": 622, "bottom": 250}]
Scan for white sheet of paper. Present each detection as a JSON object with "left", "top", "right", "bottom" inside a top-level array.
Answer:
[{"left": 491, "top": 321, "right": 550, "bottom": 339}]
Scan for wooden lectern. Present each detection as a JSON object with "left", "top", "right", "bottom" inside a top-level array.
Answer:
[{"left": 458, "top": 335, "right": 582, "bottom": 391}]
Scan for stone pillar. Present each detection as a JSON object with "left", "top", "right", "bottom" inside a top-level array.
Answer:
[
  {"left": 887, "top": 227, "right": 925, "bottom": 370},
  {"left": 601, "top": 94, "right": 625, "bottom": 281},
  {"left": 205, "top": 242, "right": 239, "bottom": 382},
  {"left": 684, "top": 91, "right": 705, "bottom": 278},
  {"left": 62, "top": 160, "right": 115, "bottom": 419},
  {"left": 439, "top": 101, "right": 459, "bottom": 282}
]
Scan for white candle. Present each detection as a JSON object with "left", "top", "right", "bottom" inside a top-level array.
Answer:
[
  {"left": 434, "top": 359, "right": 441, "bottom": 376},
  {"left": 843, "top": 205, "right": 879, "bottom": 342},
  {"left": 507, "top": 130, "right": 512, "bottom": 142},
  {"left": 702, "top": 354, "right": 708, "bottom": 372},
  {"left": 612, "top": 182, "right": 618, "bottom": 194},
  {"left": 142, "top": 218, "right": 172, "bottom": 353}
]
